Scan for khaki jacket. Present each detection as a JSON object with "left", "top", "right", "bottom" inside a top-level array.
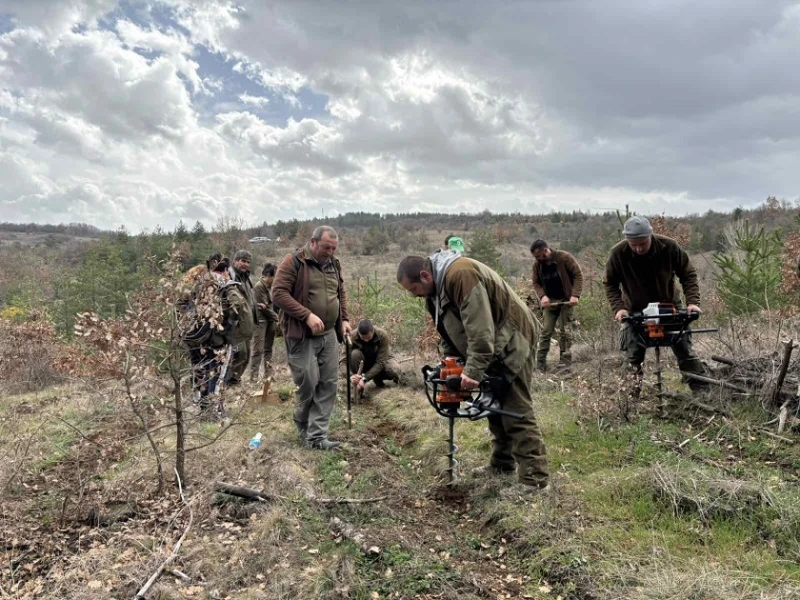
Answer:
[
  {"left": 427, "top": 254, "right": 537, "bottom": 382},
  {"left": 220, "top": 281, "right": 254, "bottom": 343},
  {"left": 254, "top": 279, "right": 278, "bottom": 323},
  {"left": 349, "top": 327, "right": 394, "bottom": 380}
]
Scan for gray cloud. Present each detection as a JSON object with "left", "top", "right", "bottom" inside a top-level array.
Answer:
[{"left": 1, "top": 0, "right": 799, "bottom": 230}]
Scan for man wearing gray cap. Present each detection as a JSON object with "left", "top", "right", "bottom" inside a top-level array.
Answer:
[{"left": 604, "top": 216, "right": 707, "bottom": 392}]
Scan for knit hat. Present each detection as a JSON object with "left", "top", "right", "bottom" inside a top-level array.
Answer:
[
  {"left": 622, "top": 216, "right": 653, "bottom": 239},
  {"left": 447, "top": 236, "right": 466, "bottom": 253},
  {"left": 233, "top": 250, "right": 253, "bottom": 262}
]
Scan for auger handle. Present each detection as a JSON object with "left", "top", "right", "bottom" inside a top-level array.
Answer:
[{"left": 470, "top": 404, "right": 524, "bottom": 420}]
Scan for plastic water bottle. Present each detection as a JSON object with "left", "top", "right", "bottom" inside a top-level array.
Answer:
[{"left": 248, "top": 432, "right": 263, "bottom": 450}]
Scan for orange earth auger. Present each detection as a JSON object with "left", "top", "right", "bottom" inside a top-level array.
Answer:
[
  {"left": 422, "top": 357, "right": 523, "bottom": 485},
  {"left": 621, "top": 304, "right": 718, "bottom": 400}
]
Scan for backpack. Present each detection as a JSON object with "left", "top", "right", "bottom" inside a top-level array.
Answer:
[{"left": 180, "top": 277, "right": 228, "bottom": 349}]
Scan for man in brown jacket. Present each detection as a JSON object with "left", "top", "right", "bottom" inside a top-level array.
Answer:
[
  {"left": 349, "top": 319, "right": 402, "bottom": 396},
  {"left": 398, "top": 251, "right": 549, "bottom": 492},
  {"left": 273, "top": 226, "right": 351, "bottom": 450},
  {"left": 604, "top": 216, "right": 706, "bottom": 391},
  {"left": 530, "top": 240, "right": 583, "bottom": 371},
  {"left": 249, "top": 263, "right": 278, "bottom": 382}
]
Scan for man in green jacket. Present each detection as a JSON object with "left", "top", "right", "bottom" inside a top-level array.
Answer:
[
  {"left": 227, "top": 250, "right": 258, "bottom": 385},
  {"left": 397, "top": 251, "right": 549, "bottom": 491},
  {"left": 349, "top": 319, "right": 402, "bottom": 396},
  {"left": 530, "top": 240, "right": 583, "bottom": 371},
  {"left": 249, "top": 263, "right": 279, "bottom": 382},
  {"left": 604, "top": 216, "right": 707, "bottom": 391},
  {"left": 211, "top": 258, "right": 254, "bottom": 414}
]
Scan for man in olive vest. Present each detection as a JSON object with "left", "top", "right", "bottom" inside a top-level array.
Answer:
[{"left": 273, "top": 226, "right": 351, "bottom": 450}]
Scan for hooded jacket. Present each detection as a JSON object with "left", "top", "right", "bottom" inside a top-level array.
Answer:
[{"left": 426, "top": 251, "right": 537, "bottom": 382}]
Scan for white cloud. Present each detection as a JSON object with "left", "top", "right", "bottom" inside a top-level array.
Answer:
[
  {"left": 1, "top": 0, "right": 118, "bottom": 35},
  {"left": 1, "top": 0, "right": 799, "bottom": 231},
  {"left": 238, "top": 93, "right": 269, "bottom": 107}
]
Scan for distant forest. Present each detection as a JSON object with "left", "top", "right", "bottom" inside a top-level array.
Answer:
[{"left": 2, "top": 195, "right": 798, "bottom": 256}]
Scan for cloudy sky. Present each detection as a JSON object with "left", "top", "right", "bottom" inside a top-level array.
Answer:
[{"left": 1, "top": 0, "right": 798, "bottom": 231}]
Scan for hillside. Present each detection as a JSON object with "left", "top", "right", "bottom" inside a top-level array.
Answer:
[{"left": 1, "top": 201, "right": 799, "bottom": 598}]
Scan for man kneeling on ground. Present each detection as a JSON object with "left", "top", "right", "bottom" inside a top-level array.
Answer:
[{"left": 349, "top": 319, "right": 402, "bottom": 397}]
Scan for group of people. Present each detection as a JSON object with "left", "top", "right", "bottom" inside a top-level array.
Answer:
[
  {"left": 182, "top": 251, "right": 279, "bottom": 416},
  {"left": 184, "top": 216, "right": 708, "bottom": 494},
  {"left": 526, "top": 216, "right": 707, "bottom": 393}
]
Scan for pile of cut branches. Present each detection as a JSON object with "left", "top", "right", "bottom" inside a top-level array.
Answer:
[{"left": 701, "top": 339, "right": 799, "bottom": 433}]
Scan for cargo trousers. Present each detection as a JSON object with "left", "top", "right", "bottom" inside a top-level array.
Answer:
[
  {"left": 619, "top": 324, "right": 707, "bottom": 392},
  {"left": 286, "top": 329, "right": 339, "bottom": 443},
  {"left": 536, "top": 304, "right": 574, "bottom": 364},
  {"left": 486, "top": 354, "right": 550, "bottom": 487}
]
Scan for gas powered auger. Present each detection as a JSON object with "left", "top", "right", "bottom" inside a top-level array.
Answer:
[
  {"left": 422, "top": 357, "right": 523, "bottom": 485},
  {"left": 622, "top": 304, "right": 718, "bottom": 400}
]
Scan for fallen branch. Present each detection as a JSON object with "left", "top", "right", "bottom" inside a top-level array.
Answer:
[
  {"left": 710, "top": 355, "right": 736, "bottom": 366},
  {"left": 169, "top": 569, "right": 191, "bottom": 582},
  {"left": 682, "top": 372, "right": 751, "bottom": 394},
  {"left": 659, "top": 391, "right": 731, "bottom": 417},
  {"left": 771, "top": 339, "right": 796, "bottom": 404},
  {"left": 214, "top": 482, "right": 386, "bottom": 505},
  {"left": 330, "top": 517, "right": 381, "bottom": 556},
  {"left": 315, "top": 496, "right": 388, "bottom": 505},
  {"left": 760, "top": 430, "right": 794, "bottom": 444},
  {"left": 678, "top": 423, "right": 714, "bottom": 449},
  {"left": 214, "top": 482, "right": 281, "bottom": 502},
  {"left": 135, "top": 469, "right": 194, "bottom": 599}
]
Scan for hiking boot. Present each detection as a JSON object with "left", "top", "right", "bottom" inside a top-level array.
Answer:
[
  {"left": 305, "top": 438, "right": 341, "bottom": 451},
  {"left": 499, "top": 481, "right": 550, "bottom": 500},
  {"left": 295, "top": 421, "right": 308, "bottom": 442},
  {"left": 373, "top": 378, "right": 386, "bottom": 388},
  {"left": 536, "top": 361, "right": 547, "bottom": 373},
  {"left": 471, "top": 464, "right": 515, "bottom": 477}
]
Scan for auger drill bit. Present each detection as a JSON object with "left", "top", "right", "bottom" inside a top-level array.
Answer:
[{"left": 446, "top": 412, "right": 459, "bottom": 485}]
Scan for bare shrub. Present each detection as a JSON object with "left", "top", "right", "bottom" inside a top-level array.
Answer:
[{"left": 0, "top": 311, "right": 65, "bottom": 393}]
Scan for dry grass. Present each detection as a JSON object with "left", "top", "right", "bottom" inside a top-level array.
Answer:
[{"left": 649, "top": 462, "right": 771, "bottom": 521}]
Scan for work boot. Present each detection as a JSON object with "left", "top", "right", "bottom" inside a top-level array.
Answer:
[
  {"left": 306, "top": 438, "right": 341, "bottom": 451},
  {"left": 373, "top": 378, "right": 386, "bottom": 388},
  {"left": 471, "top": 464, "right": 515, "bottom": 477},
  {"left": 295, "top": 421, "right": 308, "bottom": 442},
  {"left": 499, "top": 481, "right": 550, "bottom": 501}
]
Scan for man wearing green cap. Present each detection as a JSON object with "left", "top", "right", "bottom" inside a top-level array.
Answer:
[
  {"left": 445, "top": 235, "right": 466, "bottom": 253},
  {"left": 604, "top": 216, "right": 707, "bottom": 392}
]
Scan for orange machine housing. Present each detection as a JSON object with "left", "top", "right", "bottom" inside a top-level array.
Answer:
[{"left": 436, "top": 357, "right": 471, "bottom": 405}]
